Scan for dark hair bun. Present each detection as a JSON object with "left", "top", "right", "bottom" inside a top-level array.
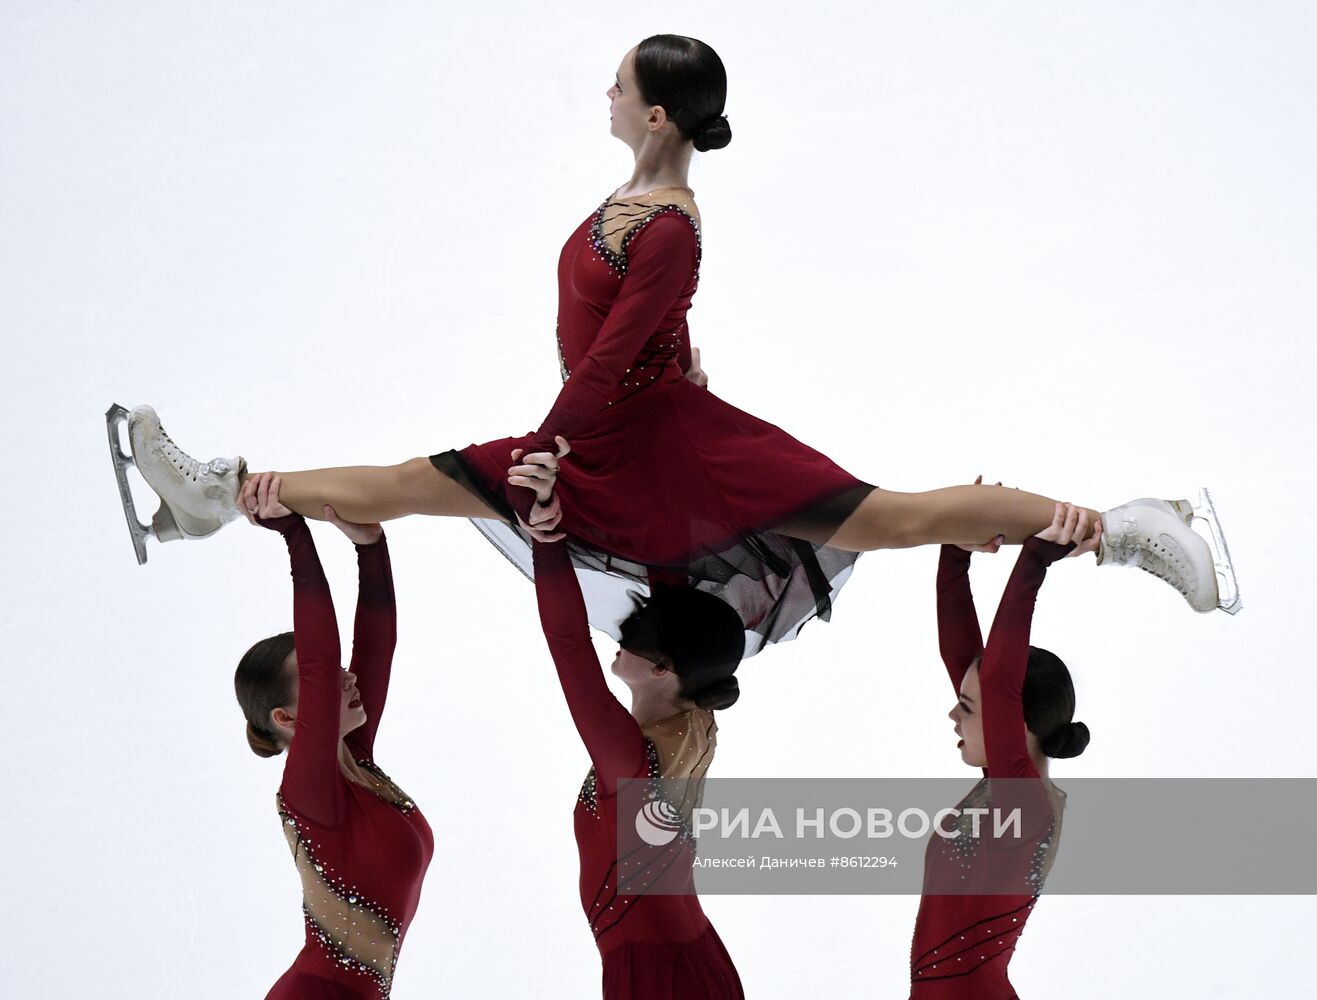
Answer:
[
  {"left": 691, "top": 675, "right": 740, "bottom": 711},
  {"left": 246, "top": 720, "right": 284, "bottom": 758},
  {"left": 1041, "top": 721, "right": 1090, "bottom": 759},
  {"left": 694, "top": 115, "right": 732, "bottom": 152}
]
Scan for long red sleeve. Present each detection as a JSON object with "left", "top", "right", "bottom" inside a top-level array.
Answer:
[
  {"left": 979, "top": 538, "right": 1072, "bottom": 780},
  {"left": 936, "top": 545, "right": 985, "bottom": 694},
  {"left": 266, "top": 515, "right": 348, "bottom": 828},
  {"left": 343, "top": 535, "right": 396, "bottom": 762},
  {"left": 535, "top": 215, "right": 698, "bottom": 443},
  {"left": 532, "top": 541, "right": 650, "bottom": 796}
]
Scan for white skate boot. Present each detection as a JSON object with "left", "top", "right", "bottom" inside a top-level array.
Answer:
[
  {"left": 106, "top": 403, "right": 246, "bottom": 564},
  {"left": 1097, "top": 489, "right": 1241, "bottom": 615}
]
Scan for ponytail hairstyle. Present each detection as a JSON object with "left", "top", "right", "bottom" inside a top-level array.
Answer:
[
  {"left": 619, "top": 584, "right": 745, "bottom": 710},
  {"left": 633, "top": 34, "right": 732, "bottom": 152},
  {"left": 235, "top": 632, "right": 297, "bottom": 758},
  {"left": 1023, "top": 646, "right": 1091, "bottom": 759}
]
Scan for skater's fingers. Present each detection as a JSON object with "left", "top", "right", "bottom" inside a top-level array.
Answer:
[
  {"left": 521, "top": 450, "right": 560, "bottom": 471},
  {"left": 1070, "top": 519, "right": 1102, "bottom": 558},
  {"left": 510, "top": 448, "right": 524, "bottom": 462},
  {"left": 1073, "top": 508, "right": 1092, "bottom": 543},
  {"left": 554, "top": 436, "right": 572, "bottom": 458},
  {"left": 529, "top": 495, "right": 561, "bottom": 526},
  {"left": 1061, "top": 503, "right": 1079, "bottom": 544},
  {"left": 537, "top": 508, "right": 563, "bottom": 532},
  {"left": 509, "top": 461, "right": 556, "bottom": 479},
  {"left": 262, "top": 475, "right": 284, "bottom": 518}
]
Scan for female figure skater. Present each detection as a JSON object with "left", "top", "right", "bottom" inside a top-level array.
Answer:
[
  {"left": 111, "top": 34, "right": 1237, "bottom": 623},
  {"left": 523, "top": 446, "right": 746, "bottom": 998},
  {"left": 910, "top": 495, "right": 1092, "bottom": 999},
  {"left": 234, "top": 473, "right": 434, "bottom": 1000}
]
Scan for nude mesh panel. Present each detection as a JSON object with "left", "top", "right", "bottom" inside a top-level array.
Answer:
[
  {"left": 599, "top": 189, "right": 702, "bottom": 256},
  {"left": 644, "top": 707, "right": 717, "bottom": 827}
]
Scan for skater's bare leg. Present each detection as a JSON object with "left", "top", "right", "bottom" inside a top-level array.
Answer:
[
  {"left": 242, "top": 458, "right": 498, "bottom": 523},
  {"left": 789, "top": 484, "right": 1100, "bottom": 552}
]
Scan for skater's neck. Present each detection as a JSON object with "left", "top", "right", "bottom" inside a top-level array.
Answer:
[
  {"left": 630, "top": 689, "right": 694, "bottom": 728},
  {"left": 614, "top": 143, "right": 692, "bottom": 200}
]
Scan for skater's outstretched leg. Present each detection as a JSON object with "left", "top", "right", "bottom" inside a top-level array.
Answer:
[
  {"left": 780, "top": 479, "right": 1237, "bottom": 614},
  {"left": 258, "top": 459, "right": 495, "bottom": 523},
  {"left": 815, "top": 484, "right": 1094, "bottom": 552},
  {"left": 112, "top": 405, "right": 564, "bottom": 561}
]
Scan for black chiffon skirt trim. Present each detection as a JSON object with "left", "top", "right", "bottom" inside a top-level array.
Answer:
[{"left": 430, "top": 449, "right": 872, "bottom": 657}]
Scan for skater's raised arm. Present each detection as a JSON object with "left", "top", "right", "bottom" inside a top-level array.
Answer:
[
  {"left": 532, "top": 539, "right": 651, "bottom": 796},
  {"left": 937, "top": 545, "right": 985, "bottom": 692},
  {"left": 532, "top": 214, "right": 698, "bottom": 448},
  {"left": 979, "top": 535, "right": 1072, "bottom": 781},
  {"left": 264, "top": 512, "right": 350, "bottom": 827},
  {"left": 314, "top": 505, "right": 396, "bottom": 763}
]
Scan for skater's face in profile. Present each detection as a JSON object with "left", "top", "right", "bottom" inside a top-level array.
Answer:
[
  {"left": 269, "top": 650, "right": 369, "bottom": 745},
  {"left": 949, "top": 661, "right": 988, "bottom": 768},
  {"left": 607, "top": 47, "right": 664, "bottom": 149},
  {"left": 611, "top": 646, "right": 681, "bottom": 696}
]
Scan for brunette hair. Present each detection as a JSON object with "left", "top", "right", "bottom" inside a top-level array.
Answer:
[
  {"left": 620, "top": 584, "right": 745, "bottom": 710},
  {"left": 235, "top": 631, "right": 296, "bottom": 758},
  {"left": 1022, "top": 646, "right": 1090, "bottom": 759},
  {"left": 634, "top": 34, "right": 732, "bottom": 152}
]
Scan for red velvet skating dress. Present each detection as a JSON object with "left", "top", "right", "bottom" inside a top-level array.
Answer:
[
  {"left": 262, "top": 516, "right": 434, "bottom": 1000},
  {"left": 433, "top": 191, "right": 872, "bottom": 654},
  {"left": 909, "top": 542, "right": 1069, "bottom": 1000},
  {"left": 533, "top": 539, "right": 744, "bottom": 999}
]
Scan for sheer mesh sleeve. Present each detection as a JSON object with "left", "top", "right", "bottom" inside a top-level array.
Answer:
[
  {"left": 266, "top": 515, "right": 348, "bottom": 828},
  {"left": 532, "top": 541, "right": 650, "bottom": 795},
  {"left": 936, "top": 545, "right": 984, "bottom": 693},
  {"left": 980, "top": 538, "right": 1072, "bottom": 781},
  {"left": 343, "top": 534, "right": 396, "bottom": 762}
]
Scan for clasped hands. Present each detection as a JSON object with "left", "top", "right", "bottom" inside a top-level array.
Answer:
[{"left": 508, "top": 436, "right": 572, "bottom": 543}]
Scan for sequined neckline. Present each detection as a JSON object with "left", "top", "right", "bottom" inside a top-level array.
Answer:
[
  {"left": 608, "top": 184, "right": 694, "bottom": 200},
  {"left": 589, "top": 197, "right": 702, "bottom": 277}
]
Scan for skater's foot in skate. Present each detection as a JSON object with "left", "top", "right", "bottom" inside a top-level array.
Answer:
[
  {"left": 125, "top": 405, "right": 247, "bottom": 543},
  {"left": 1097, "top": 490, "right": 1241, "bottom": 614}
]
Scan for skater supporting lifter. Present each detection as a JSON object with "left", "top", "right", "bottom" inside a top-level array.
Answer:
[
  {"left": 110, "top": 34, "right": 1237, "bottom": 617},
  {"left": 910, "top": 493, "right": 1093, "bottom": 999},
  {"left": 234, "top": 474, "right": 433, "bottom": 1000},
  {"left": 521, "top": 442, "right": 745, "bottom": 999}
]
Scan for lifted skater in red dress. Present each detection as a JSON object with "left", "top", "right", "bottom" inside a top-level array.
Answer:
[{"left": 116, "top": 35, "right": 1236, "bottom": 629}]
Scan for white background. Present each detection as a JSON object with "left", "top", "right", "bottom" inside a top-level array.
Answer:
[{"left": 3, "top": 1, "right": 1314, "bottom": 996}]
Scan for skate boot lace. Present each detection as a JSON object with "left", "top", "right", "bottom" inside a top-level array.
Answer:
[
  {"left": 155, "top": 424, "right": 233, "bottom": 483},
  {"left": 1107, "top": 521, "right": 1191, "bottom": 599}
]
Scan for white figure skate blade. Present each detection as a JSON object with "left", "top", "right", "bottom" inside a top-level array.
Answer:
[
  {"left": 106, "top": 403, "right": 150, "bottom": 565},
  {"left": 1192, "top": 487, "right": 1242, "bottom": 615}
]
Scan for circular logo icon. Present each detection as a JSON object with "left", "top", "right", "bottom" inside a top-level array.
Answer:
[{"left": 634, "top": 796, "right": 683, "bottom": 847}]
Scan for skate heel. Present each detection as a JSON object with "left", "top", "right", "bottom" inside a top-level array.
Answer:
[
  {"left": 151, "top": 504, "right": 184, "bottom": 543},
  {"left": 1192, "top": 487, "right": 1242, "bottom": 615},
  {"left": 164, "top": 501, "right": 225, "bottom": 539},
  {"left": 1166, "top": 499, "right": 1195, "bottom": 524}
]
